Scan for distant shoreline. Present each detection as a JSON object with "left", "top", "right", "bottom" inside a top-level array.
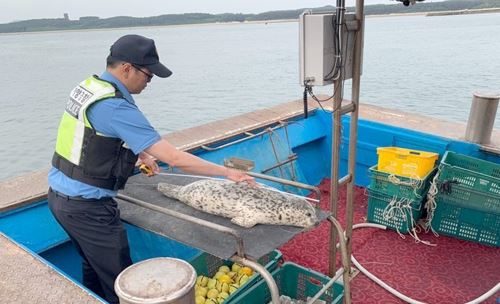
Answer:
[
  {"left": 1, "top": 8, "right": 499, "bottom": 36},
  {"left": 426, "top": 7, "right": 500, "bottom": 16},
  {"left": 0, "top": 19, "right": 296, "bottom": 36}
]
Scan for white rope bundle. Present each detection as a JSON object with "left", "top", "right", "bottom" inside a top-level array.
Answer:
[
  {"left": 387, "top": 174, "right": 424, "bottom": 198},
  {"left": 382, "top": 196, "right": 413, "bottom": 239},
  {"left": 421, "top": 170, "right": 441, "bottom": 237},
  {"left": 382, "top": 195, "right": 435, "bottom": 246}
]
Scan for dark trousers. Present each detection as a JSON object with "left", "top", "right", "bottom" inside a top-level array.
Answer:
[{"left": 48, "top": 188, "right": 132, "bottom": 304}]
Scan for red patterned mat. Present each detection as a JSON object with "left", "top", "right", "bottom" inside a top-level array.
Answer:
[{"left": 279, "top": 179, "right": 500, "bottom": 304}]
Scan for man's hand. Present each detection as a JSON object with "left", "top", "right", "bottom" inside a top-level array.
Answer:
[
  {"left": 225, "top": 168, "right": 257, "bottom": 187},
  {"left": 137, "top": 152, "right": 160, "bottom": 176}
]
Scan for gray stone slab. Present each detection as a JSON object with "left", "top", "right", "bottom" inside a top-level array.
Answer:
[{"left": 0, "top": 233, "right": 103, "bottom": 304}]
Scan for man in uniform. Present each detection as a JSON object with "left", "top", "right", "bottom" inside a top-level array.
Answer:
[{"left": 48, "top": 34, "right": 255, "bottom": 303}]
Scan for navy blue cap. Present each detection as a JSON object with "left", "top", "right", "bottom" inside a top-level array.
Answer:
[{"left": 108, "top": 34, "right": 172, "bottom": 78}]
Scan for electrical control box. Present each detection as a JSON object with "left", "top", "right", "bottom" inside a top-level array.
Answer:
[{"left": 299, "top": 12, "right": 359, "bottom": 86}]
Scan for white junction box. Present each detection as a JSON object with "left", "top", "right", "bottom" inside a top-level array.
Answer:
[{"left": 299, "top": 12, "right": 359, "bottom": 86}]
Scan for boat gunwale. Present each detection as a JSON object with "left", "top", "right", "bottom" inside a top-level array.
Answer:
[{"left": 1, "top": 97, "right": 498, "bottom": 213}]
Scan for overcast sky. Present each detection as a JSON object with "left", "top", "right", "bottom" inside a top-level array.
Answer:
[{"left": 0, "top": 0, "right": 402, "bottom": 24}]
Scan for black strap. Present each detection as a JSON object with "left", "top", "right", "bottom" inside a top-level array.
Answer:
[
  {"left": 52, "top": 153, "right": 119, "bottom": 190},
  {"left": 92, "top": 74, "right": 123, "bottom": 99},
  {"left": 439, "top": 179, "right": 460, "bottom": 194}
]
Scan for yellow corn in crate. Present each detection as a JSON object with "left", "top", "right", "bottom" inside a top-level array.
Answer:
[{"left": 376, "top": 147, "right": 438, "bottom": 178}]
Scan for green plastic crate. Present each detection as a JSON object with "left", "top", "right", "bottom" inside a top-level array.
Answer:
[
  {"left": 188, "top": 250, "right": 283, "bottom": 302},
  {"left": 368, "top": 165, "right": 436, "bottom": 201},
  {"left": 431, "top": 195, "right": 500, "bottom": 247},
  {"left": 437, "top": 151, "right": 500, "bottom": 196},
  {"left": 435, "top": 180, "right": 500, "bottom": 215},
  {"left": 367, "top": 188, "right": 424, "bottom": 234},
  {"left": 227, "top": 262, "right": 344, "bottom": 304}
]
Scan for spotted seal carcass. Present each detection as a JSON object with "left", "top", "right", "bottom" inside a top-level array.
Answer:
[{"left": 157, "top": 179, "right": 318, "bottom": 228}]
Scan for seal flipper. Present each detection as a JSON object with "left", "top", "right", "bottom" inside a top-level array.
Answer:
[
  {"left": 157, "top": 183, "right": 182, "bottom": 200},
  {"left": 231, "top": 217, "right": 258, "bottom": 228}
]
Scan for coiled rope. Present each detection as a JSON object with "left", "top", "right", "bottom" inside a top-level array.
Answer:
[
  {"left": 421, "top": 169, "right": 441, "bottom": 237},
  {"left": 382, "top": 195, "right": 435, "bottom": 246},
  {"left": 375, "top": 172, "right": 434, "bottom": 246},
  {"left": 387, "top": 173, "right": 424, "bottom": 198}
]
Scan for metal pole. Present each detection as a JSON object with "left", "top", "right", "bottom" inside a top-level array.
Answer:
[
  {"left": 116, "top": 193, "right": 246, "bottom": 256},
  {"left": 344, "top": 0, "right": 365, "bottom": 278},
  {"left": 245, "top": 171, "right": 322, "bottom": 201},
  {"left": 329, "top": 77, "right": 343, "bottom": 277},
  {"left": 329, "top": 0, "right": 346, "bottom": 278},
  {"left": 328, "top": 216, "right": 351, "bottom": 304},
  {"left": 465, "top": 92, "right": 500, "bottom": 145},
  {"left": 230, "top": 256, "right": 281, "bottom": 304},
  {"left": 306, "top": 269, "right": 343, "bottom": 304}
]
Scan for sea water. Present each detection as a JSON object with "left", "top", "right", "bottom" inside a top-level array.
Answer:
[{"left": 0, "top": 13, "right": 499, "bottom": 180}]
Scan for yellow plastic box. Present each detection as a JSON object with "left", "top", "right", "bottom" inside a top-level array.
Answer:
[{"left": 376, "top": 147, "right": 438, "bottom": 178}]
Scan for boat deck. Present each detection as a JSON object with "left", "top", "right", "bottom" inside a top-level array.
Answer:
[{"left": 280, "top": 179, "right": 500, "bottom": 304}]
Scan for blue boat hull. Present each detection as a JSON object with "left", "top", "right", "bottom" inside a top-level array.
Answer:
[{"left": 1, "top": 109, "right": 498, "bottom": 301}]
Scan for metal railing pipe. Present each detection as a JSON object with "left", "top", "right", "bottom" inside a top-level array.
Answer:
[
  {"left": 230, "top": 256, "right": 280, "bottom": 304},
  {"left": 328, "top": 216, "right": 352, "bottom": 304},
  {"left": 116, "top": 193, "right": 246, "bottom": 257},
  {"left": 340, "top": 102, "right": 356, "bottom": 115},
  {"left": 245, "top": 171, "right": 321, "bottom": 201}
]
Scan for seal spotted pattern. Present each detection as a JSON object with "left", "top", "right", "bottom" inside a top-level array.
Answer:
[{"left": 157, "top": 179, "right": 319, "bottom": 228}]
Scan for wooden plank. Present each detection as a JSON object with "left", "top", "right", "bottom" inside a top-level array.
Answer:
[
  {"left": 162, "top": 131, "right": 191, "bottom": 148},
  {"left": 0, "top": 169, "right": 48, "bottom": 213}
]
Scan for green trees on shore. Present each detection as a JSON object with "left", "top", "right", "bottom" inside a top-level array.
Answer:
[{"left": 1, "top": 0, "right": 499, "bottom": 33}]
